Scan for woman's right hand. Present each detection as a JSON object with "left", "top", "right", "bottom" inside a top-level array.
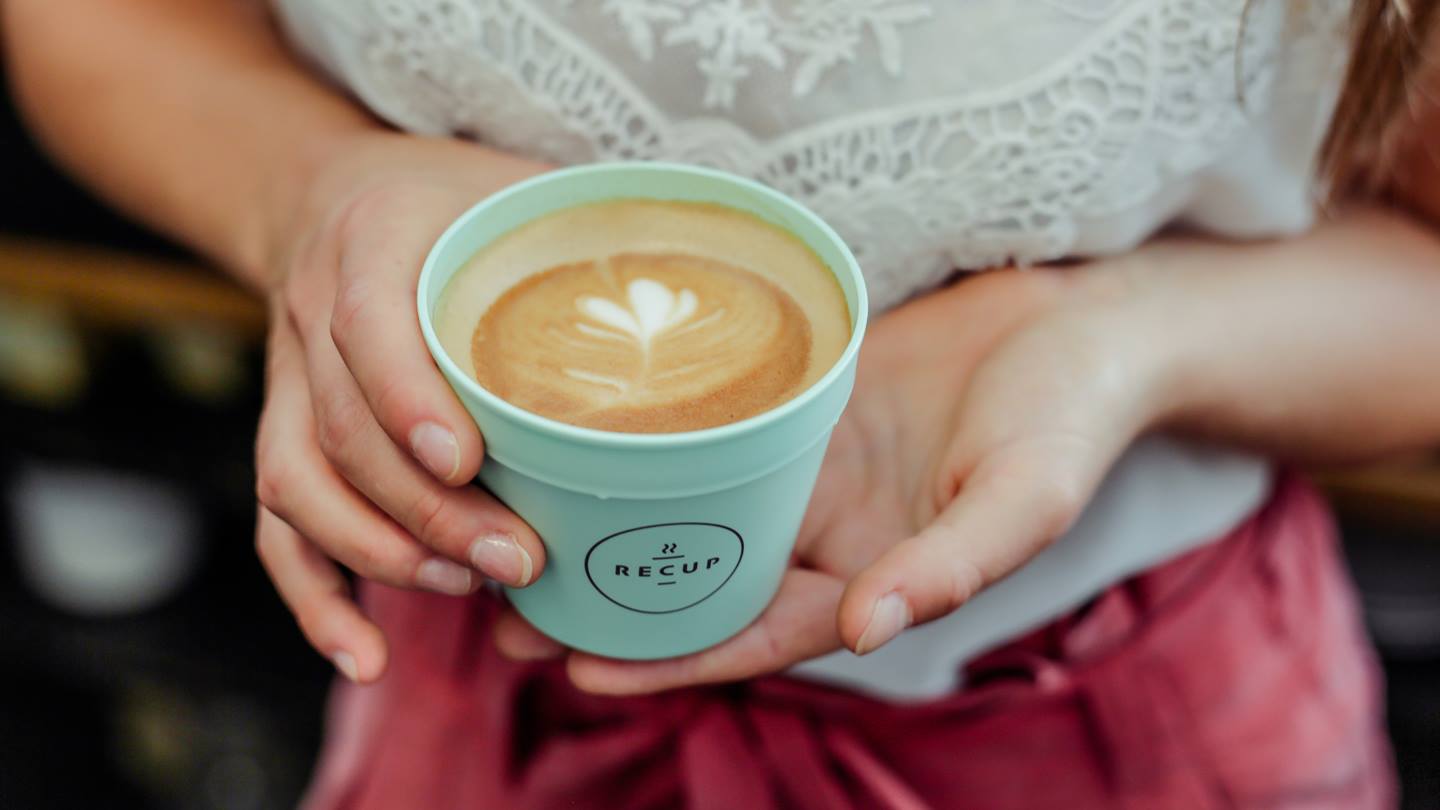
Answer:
[{"left": 252, "top": 133, "right": 554, "bottom": 683}]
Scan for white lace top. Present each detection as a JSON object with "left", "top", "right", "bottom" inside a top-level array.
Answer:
[{"left": 274, "top": 0, "right": 1350, "bottom": 699}]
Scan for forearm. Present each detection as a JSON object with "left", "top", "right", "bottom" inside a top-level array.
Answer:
[
  {"left": 1120, "top": 206, "right": 1440, "bottom": 462},
  {"left": 2, "top": 0, "right": 378, "bottom": 288}
]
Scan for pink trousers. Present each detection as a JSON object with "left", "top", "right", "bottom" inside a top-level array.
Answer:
[{"left": 301, "top": 477, "right": 1396, "bottom": 809}]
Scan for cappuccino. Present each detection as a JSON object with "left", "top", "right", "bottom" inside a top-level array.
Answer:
[{"left": 435, "top": 199, "right": 850, "bottom": 433}]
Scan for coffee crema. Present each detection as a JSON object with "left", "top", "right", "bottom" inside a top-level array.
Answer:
[{"left": 435, "top": 200, "right": 851, "bottom": 433}]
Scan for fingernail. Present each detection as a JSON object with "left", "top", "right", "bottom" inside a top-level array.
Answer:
[
  {"left": 416, "top": 557, "right": 474, "bottom": 595},
  {"left": 469, "top": 532, "right": 533, "bottom": 587},
  {"left": 332, "top": 651, "right": 359, "bottom": 682},
  {"left": 855, "top": 592, "right": 911, "bottom": 655},
  {"left": 410, "top": 422, "right": 460, "bottom": 482}
]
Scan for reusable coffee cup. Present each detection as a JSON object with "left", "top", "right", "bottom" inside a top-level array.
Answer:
[{"left": 418, "top": 162, "right": 868, "bottom": 659}]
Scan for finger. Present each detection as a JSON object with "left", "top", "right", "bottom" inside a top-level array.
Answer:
[
  {"left": 258, "top": 317, "right": 479, "bottom": 595},
  {"left": 255, "top": 506, "right": 388, "bottom": 683},
  {"left": 300, "top": 325, "right": 545, "bottom": 588},
  {"left": 566, "top": 569, "right": 844, "bottom": 695},
  {"left": 328, "top": 190, "right": 485, "bottom": 485},
  {"left": 492, "top": 606, "right": 567, "bottom": 661},
  {"left": 838, "top": 435, "right": 1105, "bottom": 655}
]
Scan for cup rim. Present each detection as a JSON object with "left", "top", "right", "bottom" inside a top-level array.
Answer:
[{"left": 417, "top": 161, "right": 869, "bottom": 450}]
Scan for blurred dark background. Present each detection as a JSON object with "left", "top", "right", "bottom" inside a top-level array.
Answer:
[
  {"left": 0, "top": 66, "right": 1437, "bottom": 810},
  {"left": 0, "top": 76, "right": 329, "bottom": 809}
]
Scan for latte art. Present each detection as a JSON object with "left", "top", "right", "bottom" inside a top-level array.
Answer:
[
  {"left": 473, "top": 253, "right": 813, "bottom": 432},
  {"left": 576, "top": 277, "right": 699, "bottom": 362},
  {"left": 435, "top": 199, "right": 851, "bottom": 433},
  {"left": 569, "top": 276, "right": 702, "bottom": 392}
]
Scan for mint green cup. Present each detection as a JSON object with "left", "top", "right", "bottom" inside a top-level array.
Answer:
[{"left": 417, "top": 163, "right": 867, "bottom": 659}]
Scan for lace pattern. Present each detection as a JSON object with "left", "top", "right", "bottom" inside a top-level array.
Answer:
[
  {"left": 573, "top": 0, "right": 935, "bottom": 108},
  {"left": 318, "top": 0, "right": 1347, "bottom": 312}
]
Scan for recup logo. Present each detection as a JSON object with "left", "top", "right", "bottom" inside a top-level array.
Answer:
[{"left": 585, "top": 523, "right": 744, "bottom": 614}]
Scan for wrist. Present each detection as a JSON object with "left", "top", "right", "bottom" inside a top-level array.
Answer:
[
  {"left": 1065, "top": 254, "right": 1199, "bottom": 436},
  {"left": 244, "top": 127, "right": 394, "bottom": 291}
]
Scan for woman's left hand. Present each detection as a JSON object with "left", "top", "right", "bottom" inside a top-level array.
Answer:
[{"left": 491, "top": 259, "right": 1179, "bottom": 692}]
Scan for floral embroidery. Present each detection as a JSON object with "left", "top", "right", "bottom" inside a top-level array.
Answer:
[{"left": 591, "top": 0, "right": 933, "bottom": 108}]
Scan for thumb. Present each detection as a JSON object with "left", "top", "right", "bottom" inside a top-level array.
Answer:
[{"left": 836, "top": 433, "right": 1112, "bottom": 655}]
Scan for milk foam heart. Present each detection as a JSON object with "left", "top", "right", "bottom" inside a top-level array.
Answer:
[
  {"left": 580, "top": 278, "right": 699, "bottom": 343},
  {"left": 569, "top": 278, "right": 704, "bottom": 392},
  {"left": 434, "top": 200, "right": 851, "bottom": 433}
]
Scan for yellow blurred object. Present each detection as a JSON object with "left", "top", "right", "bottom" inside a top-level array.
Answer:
[
  {"left": 1316, "top": 455, "right": 1440, "bottom": 529},
  {"left": 0, "top": 292, "right": 88, "bottom": 406},
  {"left": 115, "top": 682, "right": 196, "bottom": 797},
  {"left": 0, "top": 235, "right": 264, "bottom": 335}
]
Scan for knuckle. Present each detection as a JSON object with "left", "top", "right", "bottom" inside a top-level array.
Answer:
[
  {"left": 335, "top": 183, "right": 413, "bottom": 239},
  {"left": 753, "top": 615, "right": 787, "bottom": 669},
  {"left": 329, "top": 279, "right": 374, "bottom": 354},
  {"left": 254, "top": 460, "right": 289, "bottom": 512},
  {"left": 344, "top": 539, "right": 387, "bottom": 579},
  {"left": 293, "top": 606, "right": 334, "bottom": 652},
  {"left": 367, "top": 374, "right": 416, "bottom": 435},
  {"left": 407, "top": 488, "right": 454, "bottom": 548},
  {"left": 943, "top": 554, "right": 987, "bottom": 614},
  {"left": 929, "top": 467, "right": 965, "bottom": 521},
  {"left": 1034, "top": 474, "right": 1087, "bottom": 540},
  {"left": 331, "top": 181, "right": 436, "bottom": 258},
  {"left": 344, "top": 536, "right": 405, "bottom": 583},
  {"left": 315, "top": 391, "right": 369, "bottom": 462}
]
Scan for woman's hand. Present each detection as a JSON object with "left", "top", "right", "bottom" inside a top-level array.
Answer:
[
  {"left": 252, "top": 134, "right": 553, "bottom": 682},
  {"left": 832, "top": 265, "right": 1171, "bottom": 656},
  {"left": 495, "top": 262, "right": 1176, "bottom": 692}
]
